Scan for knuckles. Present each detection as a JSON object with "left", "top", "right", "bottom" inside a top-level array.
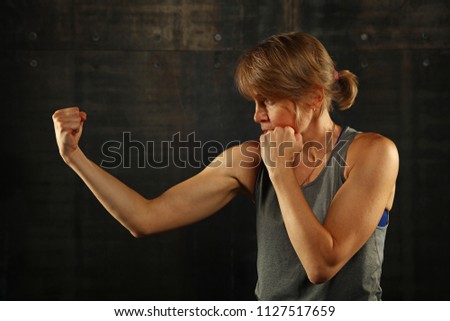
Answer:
[
  {"left": 270, "top": 126, "right": 295, "bottom": 139},
  {"left": 52, "top": 107, "right": 80, "bottom": 118},
  {"left": 52, "top": 107, "right": 86, "bottom": 126}
]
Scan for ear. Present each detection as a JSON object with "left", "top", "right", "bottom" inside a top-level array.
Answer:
[{"left": 304, "top": 86, "right": 324, "bottom": 110}]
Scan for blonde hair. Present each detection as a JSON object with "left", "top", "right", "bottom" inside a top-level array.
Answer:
[{"left": 235, "top": 32, "right": 358, "bottom": 112}]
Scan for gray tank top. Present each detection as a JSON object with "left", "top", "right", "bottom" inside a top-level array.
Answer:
[{"left": 255, "top": 126, "right": 387, "bottom": 300}]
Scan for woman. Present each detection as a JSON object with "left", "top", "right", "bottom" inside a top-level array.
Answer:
[{"left": 52, "top": 32, "right": 399, "bottom": 300}]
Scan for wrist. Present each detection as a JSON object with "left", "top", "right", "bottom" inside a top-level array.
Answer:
[
  {"left": 267, "top": 166, "right": 296, "bottom": 184},
  {"left": 61, "top": 147, "right": 84, "bottom": 166}
]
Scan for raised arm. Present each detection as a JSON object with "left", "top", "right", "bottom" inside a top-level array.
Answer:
[{"left": 52, "top": 107, "right": 260, "bottom": 238}]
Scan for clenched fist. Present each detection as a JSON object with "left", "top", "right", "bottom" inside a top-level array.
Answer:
[
  {"left": 259, "top": 126, "right": 303, "bottom": 171},
  {"left": 52, "top": 107, "right": 87, "bottom": 162}
]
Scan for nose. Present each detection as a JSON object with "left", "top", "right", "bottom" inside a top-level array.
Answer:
[{"left": 253, "top": 102, "right": 268, "bottom": 123}]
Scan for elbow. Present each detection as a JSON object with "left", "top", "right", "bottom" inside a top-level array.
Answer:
[
  {"left": 128, "top": 225, "right": 155, "bottom": 239},
  {"left": 301, "top": 249, "right": 343, "bottom": 285},
  {"left": 126, "top": 211, "right": 158, "bottom": 238},
  {"left": 130, "top": 230, "right": 146, "bottom": 238},
  {"left": 305, "top": 264, "right": 337, "bottom": 285}
]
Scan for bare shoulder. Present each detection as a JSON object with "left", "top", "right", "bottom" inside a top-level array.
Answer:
[
  {"left": 351, "top": 132, "right": 398, "bottom": 153},
  {"left": 345, "top": 132, "right": 399, "bottom": 179},
  {"left": 208, "top": 140, "right": 261, "bottom": 199},
  {"left": 208, "top": 140, "right": 260, "bottom": 168},
  {"left": 232, "top": 140, "right": 261, "bottom": 168}
]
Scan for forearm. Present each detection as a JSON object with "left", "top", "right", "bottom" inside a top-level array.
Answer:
[
  {"left": 64, "top": 148, "right": 151, "bottom": 237},
  {"left": 270, "top": 169, "right": 337, "bottom": 283}
]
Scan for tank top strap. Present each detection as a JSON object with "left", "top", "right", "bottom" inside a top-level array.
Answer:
[{"left": 325, "top": 126, "right": 360, "bottom": 176}]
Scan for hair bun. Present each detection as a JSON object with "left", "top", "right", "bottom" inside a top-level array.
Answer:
[{"left": 333, "top": 70, "right": 358, "bottom": 110}]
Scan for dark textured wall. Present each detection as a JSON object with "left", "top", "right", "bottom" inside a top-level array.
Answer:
[{"left": 1, "top": 0, "right": 449, "bottom": 300}]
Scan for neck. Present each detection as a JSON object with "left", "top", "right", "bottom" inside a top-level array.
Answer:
[{"left": 300, "top": 110, "right": 337, "bottom": 144}]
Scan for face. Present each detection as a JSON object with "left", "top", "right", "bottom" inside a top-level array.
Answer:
[{"left": 253, "top": 95, "right": 299, "bottom": 133}]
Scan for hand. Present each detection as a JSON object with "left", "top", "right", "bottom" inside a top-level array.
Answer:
[
  {"left": 259, "top": 126, "right": 303, "bottom": 173},
  {"left": 52, "top": 107, "right": 87, "bottom": 162}
]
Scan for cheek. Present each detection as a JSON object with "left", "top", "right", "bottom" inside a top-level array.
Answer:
[{"left": 271, "top": 110, "right": 298, "bottom": 128}]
